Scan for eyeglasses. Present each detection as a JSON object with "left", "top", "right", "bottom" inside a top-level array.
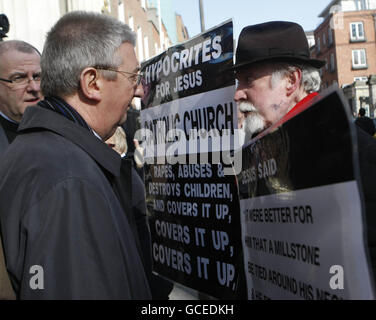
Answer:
[
  {"left": 0, "top": 73, "right": 41, "bottom": 87},
  {"left": 94, "top": 67, "right": 144, "bottom": 86}
]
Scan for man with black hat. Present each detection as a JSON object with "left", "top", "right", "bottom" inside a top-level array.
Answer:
[
  {"left": 234, "top": 21, "right": 324, "bottom": 141},
  {"left": 234, "top": 21, "right": 376, "bottom": 280}
]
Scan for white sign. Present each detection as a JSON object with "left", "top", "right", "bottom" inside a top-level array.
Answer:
[
  {"left": 140, "top": 86, "right": 240, "bottom": 158},
  {"left": 240, "top": 181, "right": 374, "bottom": 300}
]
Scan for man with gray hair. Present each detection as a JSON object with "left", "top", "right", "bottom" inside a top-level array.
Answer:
[
  {"left": 0, "top": 11, "right": 151, "bottom": 299},
  {"left": 234, "top": 21, "right": 324, "bottom": 141},
  {"left": 0, "top": 40, "right": 42, "bottom": 300},
  {"left": 0, "top": 40, "right": 42, "bottom": 151}
]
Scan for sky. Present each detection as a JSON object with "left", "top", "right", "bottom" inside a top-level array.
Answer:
[{"left": 174, "top": 0, "right": 332, "bottom": 41}]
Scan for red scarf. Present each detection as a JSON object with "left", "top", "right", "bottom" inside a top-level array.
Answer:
[{"left": 281, "top": 92, "right": 319, "bottom": 124}]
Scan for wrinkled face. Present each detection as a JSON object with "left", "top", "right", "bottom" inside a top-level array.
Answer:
[
  {"left": 101, "top": 42, "right": 144, "bottom": 138},
  {"left": 0, "top": 50, "right": 42, "bottom": 122},
  {"left": 234, "top": 64, "right": 289, "bottom": 138}
]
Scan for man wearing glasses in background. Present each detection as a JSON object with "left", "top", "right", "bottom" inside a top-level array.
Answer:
[
  {"left": 0, "top": 40, "right": 42, "bottom": 151},
  {"left": 0, "top": 40, "right": 41, "bottom": 300},
  {"left": 0, "top": 11, "right": 151, "bottom": 299}
]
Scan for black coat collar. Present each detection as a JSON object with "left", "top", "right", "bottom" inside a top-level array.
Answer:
[{"left": 18, "top": 106, "right": 121, "bottom": 177}]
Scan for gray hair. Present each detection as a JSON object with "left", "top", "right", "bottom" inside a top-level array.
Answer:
[
  {"left": 41, "top": 11, "right": 136, "bottom": 97},
  {"left": 0, "top": 40, "right": 40, "bottom": 58},
  {"left": 270, "top": 62, "right": 321, "bottom": 94}
]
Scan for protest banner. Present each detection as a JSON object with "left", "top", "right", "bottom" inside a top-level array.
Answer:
[
  {"left": 237, "top": 88, "right": 375, "bottom": 300},
  {"left": 139, "top": 20, "right": 244, "bottom": 299}
]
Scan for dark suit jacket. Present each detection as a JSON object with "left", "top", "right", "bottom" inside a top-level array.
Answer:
[
  {"left": 0, "top": 122, "right": 16, "bottom": 300},
  {"left": 113, "top": 158, "right": 173, "bottom": 300},
  {"left": 0, "top": 122, "right": 9, "bottom": 154},
  {"left": 0, "top": 106, "right": 151, "bottom": 299}
]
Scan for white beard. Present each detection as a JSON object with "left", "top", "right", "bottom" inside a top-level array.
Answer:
[{"left": 238, "top": 102, "right": 267, "bottom": 142}]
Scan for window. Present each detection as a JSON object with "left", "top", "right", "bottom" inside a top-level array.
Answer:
[
  {"left": 355, "top": 0, "right": 368, "bottom": 10},
  {"left": 352, "top": 49, "right": 367, "bottom": 69},
  {"left": 128, "top": 16, "right": 134, "bottom": 31},
  {"left": 328, "top": 29, "right": 333, "bottom": 46},
  {"left": 316, "top": 37, "right": 321, "bottom": 53},
  {"left": 325, "top": 57, "right": 328, "bottom": 70},
  {"left": 137, "top": 27, "right": 144, "bottom": 62},
  {"left": 119, "top": 3, "right": 125, "bottom": 23},
  {"left": 330, "top": 53, "right": 335, "bottom": 72},
  {"left": 144, "top": 36, "right": 149, "bottom": 60},
  {"left": 141, "top": 0, "right": 146, "bottom": 10},
  {"left": 350, "top": 22, "right": 365, "bottom": 41},
  {"left": 323, "top": 33, "right": 326, "bottom": 45}
]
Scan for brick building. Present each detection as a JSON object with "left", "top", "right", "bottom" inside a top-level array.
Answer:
[
  {"left": 116, "top": 0, "right": 171, "bottom": 62},
  {"left": 313, "top": 0, "right": 376, "bottom": 116},
  {"left": 115, "top": 0, "right": 189, "bottom": 60},
  {"left": 176, "top": 13, "right": 189, "bottom": 43},
  {"left": 1, "top": 0, "right": 188, "bottom": 61},
  {"left": 148, "top": 0, "right": 189, "bottom": 45}
]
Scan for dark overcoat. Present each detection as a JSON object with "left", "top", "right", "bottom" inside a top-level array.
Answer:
[{"left": 0, "top": 106, "right": 151, "bottom": 299}]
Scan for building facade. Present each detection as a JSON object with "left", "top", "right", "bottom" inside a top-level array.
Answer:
[
  {"left": 118, "top": 0, "right": 168, "bottom": 62},
  {"left": 0, "top": 0, "right": 122, "bottom": 51},
  {"left": 0, "top": 0, "right": 189, "bottom": 110},
  {"left": 175, "top": 13, "right": 189, "bottom": 43},
  {"left": 148, "top": 0, "right": 189, "bottom": 44},
  {"left": 313, "top": 0, "right": 376, "bottom": 116},
  {"left": 0, "top": 0, "right": 188, "bottom": 60},
  {"left": 148, "top": 0, "right": 176, "bottom": 42}
]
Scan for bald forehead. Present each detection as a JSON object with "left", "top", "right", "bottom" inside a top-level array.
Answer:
[
  {"left": 0, "top": 40, "right": 40, "bottom": 58},
  {"left": 0, "top": 49, "right": 41, "bottom": 74}
]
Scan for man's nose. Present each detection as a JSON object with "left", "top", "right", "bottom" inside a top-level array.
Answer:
[
  {"left": 134, "top": 83, "right": 144, "bottom": 99},
  {"left": 26, "top": 79, "right": 40, "bottom": 92},
  {"left": 234, "top": 86, "right": 247, "bottom": 102}
]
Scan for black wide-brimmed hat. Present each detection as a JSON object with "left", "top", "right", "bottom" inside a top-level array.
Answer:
[{"left": 233, "top": 21, "right": 325, "bottom": 71}]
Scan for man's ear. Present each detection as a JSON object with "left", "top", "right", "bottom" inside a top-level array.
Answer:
[
  {"left": 286, "top": 68, "right": 302, "bottom": 96},
  {"left": 79, "top": 67, "right": 102, "bottom": 102}
]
